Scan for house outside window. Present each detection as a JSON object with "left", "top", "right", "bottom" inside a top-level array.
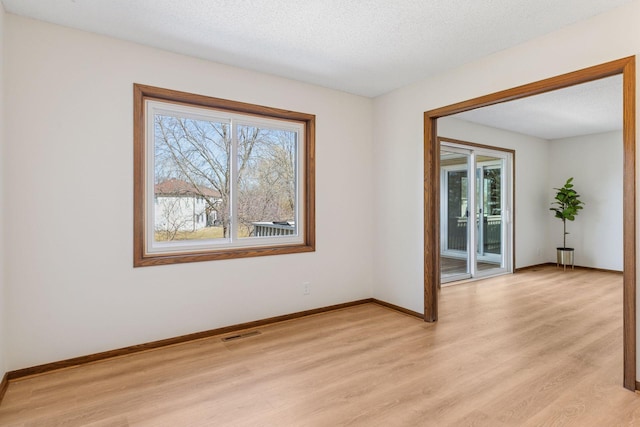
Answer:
[{"left": 154, "top": 178, "right": 221, "bottom": 240}]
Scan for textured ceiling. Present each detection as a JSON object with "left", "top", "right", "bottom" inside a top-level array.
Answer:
[
  {"left": 1, "top": 0, "right": 630, "bottom": 138},
  {"left": 0, "top": 0, "right": 632, "bottom": 97},
  {"left": 453, "top": 75, "right": 623, "bottom": 140}
]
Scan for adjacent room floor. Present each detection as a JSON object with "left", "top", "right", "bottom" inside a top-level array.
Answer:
[
  {"left": 0, "top": 266, "right": 638, "bottom": 426},
  {"left": 440, "top": 256, "right": 500, "bottom": 276}
]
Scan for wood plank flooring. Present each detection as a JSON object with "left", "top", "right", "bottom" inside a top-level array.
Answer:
[
  {"left": 440, "top": 256, "right": 500, "bottom": 276},
  {"left": 1, "top": 266, "right": 638, "bottom": 426}
]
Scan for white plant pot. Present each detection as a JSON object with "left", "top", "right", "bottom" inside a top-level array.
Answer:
[{"left": 556, "top": 248, "right": 574, "bottom": 270}]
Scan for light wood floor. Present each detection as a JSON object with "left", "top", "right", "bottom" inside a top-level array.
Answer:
[
  {"left": 441, "top": 256, "right": 500, "bottom": 276},
  {"left": 1, "top": 266, "right": 638, "bottom": 426}
]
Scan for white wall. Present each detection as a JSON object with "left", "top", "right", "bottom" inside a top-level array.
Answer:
[
  {"left": 0, "top": 1, "right": 6, "bottom": 379},
  {"left": 372, "top": 0, "right": 640, "bottom": 338},
  {"left": 1, "top": 1, "right": 637, "bottom": 376},
  {"left": 438, "top": 117, "right": 550, "bottom": 269},
  {"left": 437, "top": 120, "right": 624, "bottom": 272},
  {"left": 547, "top": 131, "right": 623, "bottom": 270},
  {"left": 4, "top": 16, "right": 374, "bottom": 370}
]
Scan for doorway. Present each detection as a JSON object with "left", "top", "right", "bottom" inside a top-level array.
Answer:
[
  {"left": 423, "top": 56, "right": 636, "bottom": 390},
  {"left": 440, "top": 141, "right": 513, "bottom": 283}
]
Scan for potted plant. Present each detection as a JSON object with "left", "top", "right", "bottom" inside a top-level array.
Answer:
[{"left": 550, "top": 177, "right": 584, "bottom": 270}]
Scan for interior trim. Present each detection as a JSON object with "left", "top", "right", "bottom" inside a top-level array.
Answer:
[
  {"left": 5, "top": 299, "right": 375, "bottom": 383},
  {"left": 0, "top": 298, "right": 423, "bottom": 403},
  {"left": 0, "top": 298, "right": 421, "bottom": 405},
  {"left": 132, "top": 83, "right": 316, "bottom": 266},
  {"left": 424, "top": 56, "right": 636, "bottom": 390},
  {"left": 515, "top": 263, "right": 624, "bottom": 274},
  {"left": 0, "top": 373, "right": 8, "bottom": 403},
  {"left": 373, "top": 299, "right": 423, "bottom": 319}
]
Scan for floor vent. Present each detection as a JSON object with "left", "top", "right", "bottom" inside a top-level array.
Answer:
[{"left": 221, "top": 330, "right": 262, "bottom": 342}]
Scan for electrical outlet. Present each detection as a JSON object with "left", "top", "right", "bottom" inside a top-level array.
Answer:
[{"left": 303, "top": 282, "right": 311, "bottom": 295}]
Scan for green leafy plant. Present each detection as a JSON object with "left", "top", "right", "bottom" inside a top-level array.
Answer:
[{"left": 550, "top": 177, "right": 584, "bottom": 249}]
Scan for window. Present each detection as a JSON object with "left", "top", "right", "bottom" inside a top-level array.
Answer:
[{"left": 134, "top": 84, "right": 315, "bottom": 266}]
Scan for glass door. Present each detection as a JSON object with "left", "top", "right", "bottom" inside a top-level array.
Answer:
[
  {"left": 440, "top": 143, "right": 512, "bottom": 284},
  {"left": 440, "top": 147, "right": 472, "bottom": 282},
  {"left": 475, "top": 157, "right": 506, "bottom": 276}
]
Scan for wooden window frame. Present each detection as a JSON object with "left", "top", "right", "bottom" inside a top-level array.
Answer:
[{"left": 133, "top": 84, "right": 316, "bottom": 267}]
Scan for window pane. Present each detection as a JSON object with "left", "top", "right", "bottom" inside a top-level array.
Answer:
[
  {"left": 153, "top": 114, "right": 230, "bottom": 242},
  {"left": 483, "top": 165, "right": 502, "bottom": 255},
  {"left": 447, "top": 170, "right": 467, "bottom": 251},
  {"left": 236, "top": 125, "right": 297, "bottom": 238}
]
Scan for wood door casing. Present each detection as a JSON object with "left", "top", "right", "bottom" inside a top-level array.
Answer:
[{"left": 424, "top": 56, "right": 636, "bottom": 390}]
